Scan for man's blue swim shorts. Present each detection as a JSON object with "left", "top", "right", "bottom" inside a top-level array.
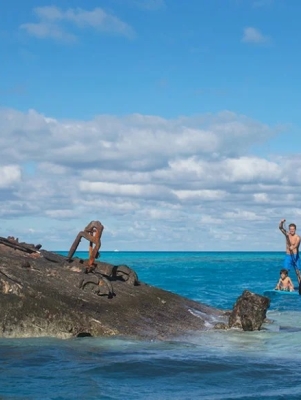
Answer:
[{"left": 284, "top": 254, "right": 301, "bottom": 271}]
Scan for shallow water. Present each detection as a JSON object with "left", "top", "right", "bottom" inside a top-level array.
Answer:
[{"left": 1, "top": 252, "right": 301, "bottom": 399}]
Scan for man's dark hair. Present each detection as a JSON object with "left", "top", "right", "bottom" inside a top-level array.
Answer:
[{"left": 289, "top": 223, "right": 297, "bottom": 229}]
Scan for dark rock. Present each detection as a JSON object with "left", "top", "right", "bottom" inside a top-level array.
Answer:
[
  {"left": 228, "top": 290, "right": 270, "bottom": 331},
  {"left": 0, "top": 236, "right": 228, "bottom": 340},
  {"left": 77, "top": 332, "right": 92, "bottom": 338},
  {"left": 214, "top": 322, "right": 228, "bottom": 330},
  {"left": 0, "top": 237, "right": 267, "bottom": 339}
]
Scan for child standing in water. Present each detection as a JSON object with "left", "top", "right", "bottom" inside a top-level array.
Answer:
[{"left": 275, "top": 269, "right": 294, "bottom": 291}]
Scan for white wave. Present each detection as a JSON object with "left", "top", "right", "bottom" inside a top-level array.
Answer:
[{"left": 173, "top": 309, "right": 301, "bottom": 361}]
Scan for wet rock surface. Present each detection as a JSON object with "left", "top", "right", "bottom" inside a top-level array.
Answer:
[
  {"left": 0, "top": 237, "right": 227, "bottom": 339},
  {"left": 0, "top": 237, "right": 269, "bottom": 339},
  {"left": 228, "top": 290, "right": 270, "bottom": 331}
]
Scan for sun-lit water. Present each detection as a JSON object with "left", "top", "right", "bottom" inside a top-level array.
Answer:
[{"left": 1, "top": 251, "right": 301, "bottom": 399}]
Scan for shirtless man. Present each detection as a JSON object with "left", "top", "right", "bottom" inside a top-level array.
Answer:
[{"left": 279, "top": 219, "right": 301, "bottom": 273}]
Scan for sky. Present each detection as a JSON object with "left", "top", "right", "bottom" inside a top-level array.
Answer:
[{"left": 1, "top": 0, "right": 301, "bottom": 251}]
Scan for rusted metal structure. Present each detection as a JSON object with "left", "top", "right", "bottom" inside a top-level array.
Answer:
[{"left": 67, "top": 221, "right": 104, "bottom": 272}]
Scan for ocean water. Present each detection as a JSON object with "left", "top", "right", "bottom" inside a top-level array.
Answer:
[{"left": 1, "top": 251, "right": 301, "bottom": 400}]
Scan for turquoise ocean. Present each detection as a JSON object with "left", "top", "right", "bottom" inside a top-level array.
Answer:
[{"left": 1, "top": 251, "right": 301, "bottom": 399}]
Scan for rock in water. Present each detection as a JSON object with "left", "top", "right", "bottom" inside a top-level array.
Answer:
[
  {"left": 0, "top": 236, "right": 227, "bottom": 340},
  {"left": 0, "top": 236, "right": 270, "bottom": 338},
  {"left": 228, "top": 290, "right": 270, "bottom": 331}
]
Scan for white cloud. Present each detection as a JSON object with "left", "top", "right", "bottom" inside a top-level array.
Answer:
[
  {"left": 0, "top": 165, "right": 21, "bottom": 188},
  {"left": 0, "top": 107, "right": 299, "bottom": 251},
  {"left": 20, "top": 22, "right": 76, "bottom": 43},
  {"left": 45, "top": 210, "right": 77, "bottom": 219},
  {"left": 20, "top": 6, "right": 135, "bottom": 42},
  {"left": 242, "top": 27, "right": 270, "bottom": 44},
  {"left": 222, "top": 157, "right": 280, "bottom": 183},
  {"left": 79, "top": 181, "right": 175, "bottom": 201},
  {"left": 253, "top": 193, "right": 269, "bottom": 203},
  {"left": 223, "top": 210, "right": 265, "bottom": 221},
  {"left": 173, "top": 189, "right": 227, "bottom": 201}
]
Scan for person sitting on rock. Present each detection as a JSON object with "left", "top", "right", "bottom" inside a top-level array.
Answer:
[{"left": 275, "top": 269, "right": 294, "bottom": 291}]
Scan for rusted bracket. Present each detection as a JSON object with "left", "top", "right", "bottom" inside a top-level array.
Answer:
[{"left": 66, "top": 221, "right": 104, "bottom": 273}]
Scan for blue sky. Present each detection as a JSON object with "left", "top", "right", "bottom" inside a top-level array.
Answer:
[{"left": 1, "top": 0, "right": 301, "bottom": 251}]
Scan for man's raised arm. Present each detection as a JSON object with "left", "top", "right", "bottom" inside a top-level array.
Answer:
[{"left": 279, "top": 219, "right": 287, "bottom": 236}]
